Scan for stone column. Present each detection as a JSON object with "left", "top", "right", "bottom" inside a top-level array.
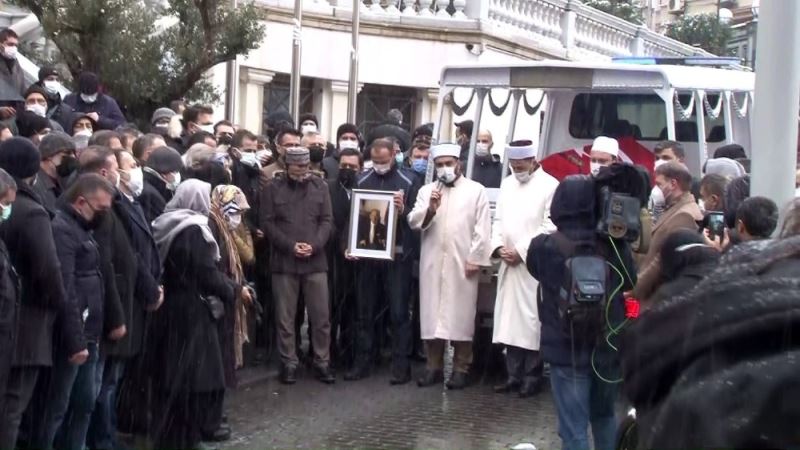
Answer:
[{"left": 238, "top": 66, "right": 276, "bottom": 134}]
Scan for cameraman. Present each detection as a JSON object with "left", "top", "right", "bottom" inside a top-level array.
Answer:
[{"left": 527, "top": 175, "right": 636, "bottom": 450}]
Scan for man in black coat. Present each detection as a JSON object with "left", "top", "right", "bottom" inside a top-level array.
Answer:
[
  {"left": 0, "top": 168, "right": 18, "bottom": 423},
  {"left": 33, "top": 131, "right": 78, "bottom": 213},
  {"left": 35, "top": 174, "right": 116, "bottom": 450},
  {"left": 0, "top": 138, "right": 76, "bottom": 450},
  {"left": 32, "top": 66, "right": 74, "bottom": 131},
  {"left": 63, "top": 72, "right": 126, "bottom": 131},
  {"left": 141, "top": 146, "right": 182, "bottom": 223}
]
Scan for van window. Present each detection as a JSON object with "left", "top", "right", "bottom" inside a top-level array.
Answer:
[
  {"left": 675, "top": 93, "right": 726, "bottom": 143},
  {"left": 569, "top": 94, "right": 668, "bottom": 141}
]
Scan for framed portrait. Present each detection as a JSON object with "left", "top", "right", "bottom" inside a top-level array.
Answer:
[{"left": 347, "top": 189, "right": 399, "bottom": 260}]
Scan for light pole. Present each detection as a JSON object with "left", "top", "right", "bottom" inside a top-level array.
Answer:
[
  {"left": 225, "top": 0, "right": 239, "bottom": 122},
  {"left": 750, "top": 0, "right": 800, "bottom": 228},
  {"left": 347, "top": 0, "right": 360, "bottom": 124},
  {"left": 290, "top": 0, "right": 303, "bottom": 126}
]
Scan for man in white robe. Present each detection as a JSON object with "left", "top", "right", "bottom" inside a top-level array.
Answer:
[
  {"left": 407, "top": 143, "right": 491, "bottom": 390},
  {"left": 490, "top": 140, "right": 558, "bottom": 397}
]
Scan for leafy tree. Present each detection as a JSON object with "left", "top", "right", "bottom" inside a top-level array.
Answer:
[
  {"left": 583, "top": 0, "right": 644, "bottom": 25},
  {"left": 11, "top": 0, "right": 266, "bottom": 124},
  {"left": 666, "top": 13, "right": 733, "bottom": 56}
]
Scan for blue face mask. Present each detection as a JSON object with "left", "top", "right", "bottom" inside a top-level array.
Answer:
[
  {"left": 0, "top": 203, "right": 11, "bottom": 222},
  {"left": 395, "top": 152, "right": 404, "bottom": 165},
  {"left": 411, "top": 158, "right": 428, "bottom": 174}
]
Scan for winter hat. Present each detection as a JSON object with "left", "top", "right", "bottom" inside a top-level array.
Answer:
[
  {"left": 38, "top": 66, "right": 59, "bottom": 83},
  {"left": 78, "top": 72, "right": 99, "bottom": 95},
  {"left": 659, "top": 228, "right": 719, "bottom": 282},
  {"left": 24, "top": 84, "right": 48, "bottom": 101},
  {"left": 713, "top": 143, "right": 747, "bottom": 160},
  {"left": 0, "top": 137, "right": 41, "bottom": 179},
  {"left": 39, "top": 131, "right": 76, "bottom": 160},
  {"left": 299, "top": 113, "right": 319, "bottom": 128},
  {"left": 147, "top": 146, "right": 183, "bottom": 174},
  {"left": 455, "top": 120, "right": 473, "bottom": 137},
  {"left": 151, "top": 107, "right": 175, "bottom": 125},
  {"left": 16, "top": 110, "right": 51, "bottom": 138},
  {"left": 336, "top": 123, "right": 359, "bottom": 142},
  {"left": 285, "top": 147, "right": 310, "bottom": 165}
]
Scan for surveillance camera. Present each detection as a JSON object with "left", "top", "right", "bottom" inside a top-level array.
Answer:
[
  {"left": 465, "top": 43, "right": 484, "bottom": 56},
  {"left": 466, "top": 43, "right": 474, "bottom": 51}
]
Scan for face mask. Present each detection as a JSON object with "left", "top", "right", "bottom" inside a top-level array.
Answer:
[
  {"left": 256, "top": 149, "right": 272, "bottom": 163},
  {"left": 56, "top": 155, "right": 79, "bottom": 178},
  {"left": 476, "top": 143, "right": 490, "bottom": 157},
  {"left": 309, "top": 147, "right": 325, "bottom": 163},
  {"left": 411, "top": 158, "right": 428, "bottom": 174},
  {"left": 654, "top": 159, "right": 667, "bottom": 170},
  {"left": 44, "top": 80, "right": 58, "bottom": 94},
  {"left": 80, "top": 93, "right": 98, "bottom": 104},
  {"left": 167, "top": 171, "right": 181, "bottom": 191},
  {"left": 590, "top": 162, "right": 603, "bottom": 176},
  {"left": 125, "top": 167, "right": 144, "bottom": 197},
  {"left": 301, "top": 124, "right": 317, "bottom": 135},
  {"left": 437, "top": 166, "right": 457, "bottom": 184},
  {"left": 26, "top": 104, "right": 46, "bottom": 117},
  {"left": 217, "top": 134, "right": 233, "bottom": 146},
  {"left": 0, "top": 203, "right": 11, "bottom": 223},
  {"left": 111, "top": 171, "right": 120, "bottom": 189},
  {"left": 395, "top": 153, "right": 404, "bottom": 165},
  {"left": 338, "top": 167, "right": 357, "bottom": 187},
  {"left": 514, "top": 170, "right": 533, "bottom": 184},
  {"left": 373, "top": 163, "right": 391, "bottom": 175},
  {"left": 227, "top": 214, "right": 242, "bottom": 229},
  {"left": 75, "top": 128, "right": 92, "bottom": 138},
  {"left": 339, "top": 140, "right": 358, "bottom": 150},
  {"left": 2, "top": 45, "right": 17, "bottom": 60},
  {"left": 240, "top": 151, "right": 260, "bottom": 168},
  {"left": 197, "top": 123, "right": 214, "bottom": 134}
]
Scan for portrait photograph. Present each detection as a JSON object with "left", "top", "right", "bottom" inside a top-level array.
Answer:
[{"left": 347, "top": 189, "right": 398, "bottom": 260}]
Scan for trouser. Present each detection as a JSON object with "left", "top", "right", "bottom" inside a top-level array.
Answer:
[
  {"left": 38, "top": 342, "right": 103, "bottom": 450},
  {"left": 354, "top": 260, "right": 412, "bottom": 374},
  {"left": 154, "top": 391, "right": 216, "bottom": 450},
  {"left": 329, "top": 255, "right": 357, "bottom": 368},
  {"left": 0, "top": 366, "right": 40, "bottom": 450},
  {"left": 272, "top": 272, "right": 331, "bottom": 369},
  {"left": 549, "top": 365, "right": 617, "bottom": 450},
  {"left": 505, "top": 346, "right": 543, "bottom": 383},
  {"left": 424, "top": 339, "right": 473, "bottom": 374},
  {"left": 87, "top": 356, "right": 126, "bottom": 450}
]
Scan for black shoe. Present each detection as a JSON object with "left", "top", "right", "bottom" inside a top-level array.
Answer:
[
  {"left": 344, "top": 366, "right": 370, "bottom": 381},
  {"left": 389, "top": 368, "right": 412, "bottom": 385},
  {"left": 416, "top": 369, "right": 444, "bottom": 387},
  {"left": 201, "top": 426, "right": 231, "bottom": 442},
  {"left": 280, "top": 365, "right": 297, "bottom": 385},
  {"left": 315, "top": 366, "right": 336, "bottom": 384},
  {"left": 446, "top": 371, "right": 468, "bottom": 390},
  {"left": 493, "top": 379, "right": 521, "bottom": 393},
  {"left": 519, "top": 378, "right": 545, "bottom": 398}
]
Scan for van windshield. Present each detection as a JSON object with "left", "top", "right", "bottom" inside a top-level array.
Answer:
[{"left": 569, "top": 93, "right": 668, "bottom": 141}]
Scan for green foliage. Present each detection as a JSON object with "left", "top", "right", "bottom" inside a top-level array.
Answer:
[
  {"left": 665, "top": 13, "right": 733, "bottom": 56},
  {"left": 583, "top": 0, "right": 644, "bottom": 25},
  {"left": 11, "top": 0, "right": 266, "bottom": 123}
]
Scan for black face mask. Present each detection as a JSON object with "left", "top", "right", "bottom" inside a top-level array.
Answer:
[
  {"left": 337, "top": 168, "right": 357, "bottom": 187},
  {"left": 309, "top": 146, "right": 325, "bottom": 163},
  {"left": 87, "top": 210, "right": 106, "bottom": 229},
  {"left": 56, "top": 155, "right": 79, "bottom": 178},
  {"left": 218, "top": 134, "right": 233, "bottom": 146}
]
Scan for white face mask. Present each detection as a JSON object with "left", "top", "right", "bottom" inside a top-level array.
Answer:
[
  {"left": 80, "top": 93, "right": 98, "bottom": 104},
  {"left": 339, "top": 139, "right": 359, "bottom": 150},
  {"left": 654, "top": 159, "right": 668, "bottom": 170},
  {"left": 301, "top": 124, "right": 317, "bottom": 135},
  {"left": 373, "top": 163, "right": 391, "bottom": 175},
  {"left": 125, "top": 167, "right": 144, "bottom": 197},
  {"left": 228, "top": 214, "right": 242, "bottom": 229},
  {"left": 43, "top": 80, "right": 59, "bottom": 94},
  {"left": 26, "top": 104, "right": 47, "bottom": 117},
  {"left": 437, "top": 166, "right": 457, "bottom": 184},
  {"left": 240, "top": 151, "right": 260, "bottom": 168},
  {"left": 167, "top": 171, "right": 181, "bottom": 191},
  {"left": 197, "top": 123, "right": 214, "bottom": 134},
  {"left": 590, "top": 162, "right": 603, "bottom": 176},
  {"left": 514, "top": 170, "right": 533, "bottom": 184},
  {"left": 256, "top": 149, "right": 272, "bottom": 161},
  {"left": 2, "top": 45, "right": 17, "bottom": 60},
  {"left": 476, "top": 143, "right": 490, "bottom": 156},
  {"left": 75, "top": 128, "right": 92, "bottom": 138}
]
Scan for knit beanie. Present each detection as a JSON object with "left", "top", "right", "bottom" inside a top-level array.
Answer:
[{"left": 0, "top": 137, "right": 41, "bottom": 179}]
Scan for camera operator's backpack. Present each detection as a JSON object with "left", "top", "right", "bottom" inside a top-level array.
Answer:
[{"left": 551, "top": 232, "right": 610, "bottom": 343}]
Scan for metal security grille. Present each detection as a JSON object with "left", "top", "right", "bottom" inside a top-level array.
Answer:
[
  {"left": 356, "top": 83, "right": 417, "bottom": 137},
  {"left": 262, "top": 73, "right": 314, "bottom": 128}
]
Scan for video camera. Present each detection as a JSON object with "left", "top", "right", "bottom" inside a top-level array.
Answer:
[{"left": 593, "top": 163, "right": 651, "bottom": 243}]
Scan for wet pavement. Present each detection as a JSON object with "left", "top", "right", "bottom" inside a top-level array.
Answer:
[{"left": 223, "top": 364, "right": 560, "bottom": 450}]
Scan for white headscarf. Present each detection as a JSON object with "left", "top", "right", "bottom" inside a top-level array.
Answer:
[{"left": 152, "top": 179, "right": 220, "bottom": 263}]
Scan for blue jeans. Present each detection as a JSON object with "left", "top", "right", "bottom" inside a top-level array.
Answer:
[
  {"left": 38, "top": 342, "right": 103, "bottom": 450},
  {"left": 87, "top": 357, "right": 126, "bottom": 450},
  {"left": 549, "top": 365, "right": 617, "bottom": 450}
]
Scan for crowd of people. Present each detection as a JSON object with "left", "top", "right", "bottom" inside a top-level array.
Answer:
[{"left": 0, "top": 25, "right": 798, "bottom": 450}]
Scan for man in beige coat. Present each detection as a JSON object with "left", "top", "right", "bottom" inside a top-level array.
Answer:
[{"left": 632, "top": 162, "right": 703, "bottom": 304}]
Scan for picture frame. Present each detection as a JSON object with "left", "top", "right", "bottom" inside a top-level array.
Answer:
[{"left": 347, "top": 189, "right": 399, "bottom": 260}]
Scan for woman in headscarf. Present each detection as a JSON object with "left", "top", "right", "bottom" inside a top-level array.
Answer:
[
  {"left": 150, "top": 179, "right": 236, "bottom": 450},
  {"left": 198, "top": 185, "right": 255, "bottom": 442}
]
